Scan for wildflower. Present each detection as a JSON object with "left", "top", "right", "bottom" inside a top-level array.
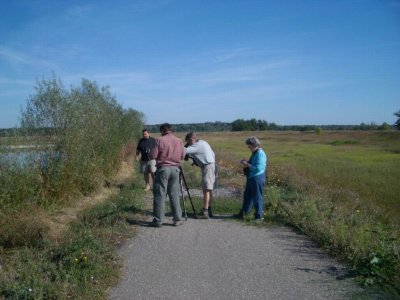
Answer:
[
  {"left": 28, "top": 288, "right": 32, "bottom": 292},
  {"left": 370, "top": 256, "right": 380, "bottom": 264},
  {"left": 356, "top": 210, "right": 360, "bottom": 213}
]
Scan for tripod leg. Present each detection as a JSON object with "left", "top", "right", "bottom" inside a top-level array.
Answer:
[
  {"left": 180, "top": 178, "right": 187, "bottom": 220},
  {"left": 186, "top": 186, "right": 196, "bottom": 215},
  {"left": 179, "top": 167, "right": 197, "bottom": 215}
]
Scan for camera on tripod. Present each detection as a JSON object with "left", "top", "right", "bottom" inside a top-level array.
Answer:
[{"left": 184, "top": 143, "right": 199, "bottom": 167}]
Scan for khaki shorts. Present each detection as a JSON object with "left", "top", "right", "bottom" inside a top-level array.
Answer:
[
  {"left": 140, "top": 159, "right": 156, "bottom": 174},
  {"left": 201, "top": 163, "right": 217, "bottom": 190}
]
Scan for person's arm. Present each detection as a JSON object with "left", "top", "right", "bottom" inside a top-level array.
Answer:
[
  {"left": 185, "top": 144, "right": 197, "bottom": 155},
  {"left": 149, "top": 140, "right": 160, "bottom": 160}
]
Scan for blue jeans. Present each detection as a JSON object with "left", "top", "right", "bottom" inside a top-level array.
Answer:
[
  {"left": 153, "top": 166, "right": 182, "bottom": 223},
  {"left": 242, "top": 174, "right": 266, "bottom": 219}
]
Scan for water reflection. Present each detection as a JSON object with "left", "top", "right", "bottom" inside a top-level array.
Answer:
[{"left": 1, "top": 149, "right": 60, "bottom": 169}]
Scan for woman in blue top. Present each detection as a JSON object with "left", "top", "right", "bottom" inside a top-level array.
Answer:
[{"left": 237, "top": 136, "right": 267, "bottom": 222}]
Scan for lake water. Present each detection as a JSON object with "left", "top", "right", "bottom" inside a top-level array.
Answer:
[
  {"left": 1, "top": 148, "right": 57, "bottom": 169},
  {"left": 1, "top": 151, "right": 43, "bottom": 168}
]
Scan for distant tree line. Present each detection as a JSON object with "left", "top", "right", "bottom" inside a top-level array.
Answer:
[
  {"left": 144, "top": 121, "right": 232, "bottom": 133},
  {"left": 2, "top": 112, "right": 399, "bottom": 136},
  {"left": 142, "top": 118, "right": 396, "bottom": 133}
]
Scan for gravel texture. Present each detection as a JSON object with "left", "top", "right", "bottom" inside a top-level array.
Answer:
[
  {"left": 108, "top": 216, "right": 362, "bottom": 300},
  {"left": 184, "top": 187, "right": 242, "bottom": 198}
]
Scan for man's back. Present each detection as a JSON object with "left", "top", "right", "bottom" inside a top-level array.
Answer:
[
  {"left": 185, "top": 139, "right": 215, "bottom": 167},
  {"left": 151, "top": 132, "right": 184, "bottom": 167}
]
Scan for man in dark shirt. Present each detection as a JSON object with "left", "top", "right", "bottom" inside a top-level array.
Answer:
[{"left": 136, "top": 129, "right": 156, "bottom": 191}]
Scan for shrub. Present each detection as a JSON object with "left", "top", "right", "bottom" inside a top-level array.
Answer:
[{"left": 1, "top": 75, "right": 145, "bottom": 207}]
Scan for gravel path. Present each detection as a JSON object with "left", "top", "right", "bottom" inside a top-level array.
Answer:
[{"left": 108, "top": 214, "right": 361, "bottom": 300}]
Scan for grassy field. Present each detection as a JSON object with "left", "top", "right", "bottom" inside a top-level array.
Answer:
[{"left": 183, "top": 130, "right": 399, "bottom": 293}]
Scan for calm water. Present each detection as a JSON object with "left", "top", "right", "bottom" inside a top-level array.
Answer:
[
  {"left": 1, "top": 151, "right": 42, "bottom": 168},
  {"left": 1, "top": 149, "right": 58, "bottom": 169}
]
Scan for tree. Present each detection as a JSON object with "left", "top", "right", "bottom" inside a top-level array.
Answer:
[
  {"left": 20, "top": 75, "right": 145, "bottom": 201},
  {"left": 378, "top": 122, "right": 391, "bottom": 130},
  {"left": 395, "top": 110, "right": 400, "bottom": 130}
]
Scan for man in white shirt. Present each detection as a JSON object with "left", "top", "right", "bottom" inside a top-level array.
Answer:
[{"left": 184, "top": 132, "right": 217, "bottom": 219}]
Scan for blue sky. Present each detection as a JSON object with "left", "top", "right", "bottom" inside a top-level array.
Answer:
[{"left": 1, "top": 0, "right": 399, "bottom": 128}]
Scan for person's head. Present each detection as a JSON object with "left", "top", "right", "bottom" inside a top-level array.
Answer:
[
  {"left": 142, "top": 129, "right": 150, "bottom": 139},
  {"left": 159, "top": 123, "right": 172, "bottom": 135},
  {"left": 185, "top": 132, "right": 198, "bottom": 146},
  {"left": 245, "top": 136, "right": 261, "bottom": 152}
]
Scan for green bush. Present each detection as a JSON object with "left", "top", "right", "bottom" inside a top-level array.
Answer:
[
  {"left": 0, "top": 159, "right": 39, "bottom": 209},
  {"left": 1, "top": 75, "right": 144, "bottom": 208}
]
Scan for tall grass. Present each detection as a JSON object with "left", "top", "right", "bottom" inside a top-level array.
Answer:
[
  {"left": 203, "top": 130, "right": 400, "bottom": 294},
  {"left": 0, "top": 184, "right": 144, "bottom": 299}
]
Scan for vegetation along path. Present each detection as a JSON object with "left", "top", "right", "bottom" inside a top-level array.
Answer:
[{"left": 108, "top": 201, "right": 361, "bottom": 299}]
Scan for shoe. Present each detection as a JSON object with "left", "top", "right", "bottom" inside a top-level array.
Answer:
[
  {"left": 196, "top": 209, "right": 209, "bottom": 219},
  {"left": 144, "top": 184, "right": 151, "bottom": 191},
  {"left": 173, "top": 220, "right": 184, "bottom": 226},
  {"left": 149, "top": 219, "right": 162, "bottom": 227},
  {"left": 208, "top": 207, "right": 213, "bottom": 218},
  {"left": 253, "top": 218, "right": 263, "bottom": 224}
]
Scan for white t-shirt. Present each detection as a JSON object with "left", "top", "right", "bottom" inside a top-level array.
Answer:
[{"left": 185, "top": 140, "right": 215, "bottom": 167}]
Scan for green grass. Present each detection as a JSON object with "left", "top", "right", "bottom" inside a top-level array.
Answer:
[
  {"left": 0, "top": 183, "right": 144, "bottom": 299},
  {"left": 203, "top": 130, "right": 400, "bottom": 295}
]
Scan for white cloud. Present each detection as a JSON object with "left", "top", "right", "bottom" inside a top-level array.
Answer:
[{"left": 0, "top": 46, "right": 57, "bottom": 69}]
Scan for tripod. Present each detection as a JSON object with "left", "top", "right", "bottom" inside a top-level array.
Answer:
[{"left": 179, "top": 166, "right": 196, "bottom": 220}]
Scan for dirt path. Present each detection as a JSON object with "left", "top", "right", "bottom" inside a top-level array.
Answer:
[{"left": 108, "top": 198, "right": 362, "bottom": 300}]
